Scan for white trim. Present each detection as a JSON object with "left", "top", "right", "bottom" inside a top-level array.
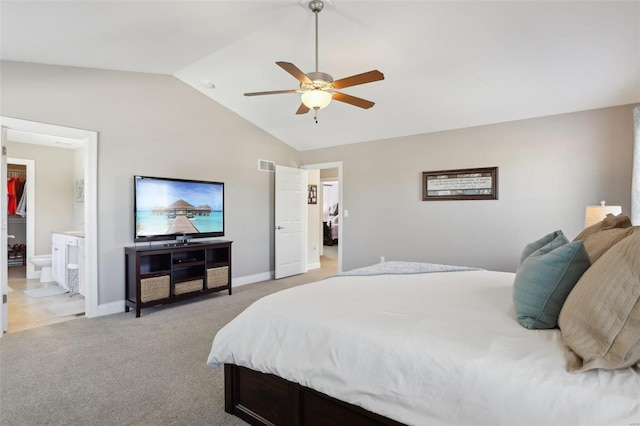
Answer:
[
  {"left": 1, "top": 117, "right": 99, "bottom": 319},
  {"left": 98, "top": 300, "right": 124, "bottom": 317},
  {"left": 632, "top": 106, "right": 639, "bottom": 225},
  {"left": 232, "top": 271, "right": 272, "bottom": 288},
  {"left": 307, "top": 261, "right": 321, "bottom": 270},
  {"left": 301, "top": 161, "right": 344, "bottom": 273},
  {"left": 1, "top": 127, "right": 7, "bottom": 333},
  {"left": 83, "top": 130, "right": 98, "bottom": 318}
]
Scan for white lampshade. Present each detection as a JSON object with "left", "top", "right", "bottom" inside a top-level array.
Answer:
[
  {"left": 301, "top": 89, "right": 332, "bottom": 110},
  {"left": 584, "top": 201, "right": 622, "bottom": 227}
]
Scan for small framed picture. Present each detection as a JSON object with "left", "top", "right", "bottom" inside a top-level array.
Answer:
[
  {"left": 307, "top": 185, "right": 317, "bottom": 204},
  {"left": 75, "top": 179, "right": 85, "bottom": 203}
]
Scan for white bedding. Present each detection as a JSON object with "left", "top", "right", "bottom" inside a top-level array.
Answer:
[{"left": 208, "top": 269, "right": 640, "bottom": 426}]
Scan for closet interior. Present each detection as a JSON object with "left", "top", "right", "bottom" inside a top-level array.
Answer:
[{"left": 7, "top": 163, "right": 27, "bottom": 267}]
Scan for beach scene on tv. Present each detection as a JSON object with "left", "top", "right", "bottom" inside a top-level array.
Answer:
[{"left": 135, "top": 178, "right": 223, "bottom": 238}]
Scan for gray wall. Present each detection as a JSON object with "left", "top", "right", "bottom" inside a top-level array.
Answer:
[
  {"left": 301, "top": 104, "right": 638, "bottom": 272},
  {"left": 1, "top": 61, "right": 299, "bottom": 305},
  {"left": 2, "top": 60, "right": 636, "bottom": 306},
  {"left": 7, "top": 142, "right": 76, "bottom": 255}
]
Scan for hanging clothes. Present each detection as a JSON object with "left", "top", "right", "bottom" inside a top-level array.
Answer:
[
  {"left": 7, "top": 177, "right": 19, "bottom": 215},
  {"left": 16, "top": 182, "right": 27, "bottom": 217},
  {"left": 16, "top": 178, "right": 25, "bottom": 205}
]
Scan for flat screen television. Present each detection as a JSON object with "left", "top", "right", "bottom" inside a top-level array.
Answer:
[{"left": 134, "top": 175, "right": 224, "bottom": 243}]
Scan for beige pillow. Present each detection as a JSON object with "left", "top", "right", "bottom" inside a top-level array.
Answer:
[
  {"left": 573, "top": 213, "right": 632, "bottom": 241},
  {"left": 559, "top": 232, "right": 640, "bottom": 371},
  {"left": 573, "top": 214, "right": 634, "bottom": 263}
]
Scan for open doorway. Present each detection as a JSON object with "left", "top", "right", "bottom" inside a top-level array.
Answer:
[
  {"left": 302, "top": 162, "right": 343, "bottom": 275},
  {"left": 1, "top": 117, "right": 98, "bottom": 336},
  {"left": 322, "top": 178, "right": 339, "bottom": 247},
  {"left": 321, "top": 176, "right": 339, "bottom": 263},
  {"left": 6, "top": 150, "right": 85, "bottom": 332}
]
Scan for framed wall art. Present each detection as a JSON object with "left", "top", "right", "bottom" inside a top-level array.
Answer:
[
  {"left": 422, "top": 167, "right": 498, "bottom": 201},
  {"left": 75, "top": 179, "right": 85, "bottom": 203},
  {"left": 307, "top": 184, "right": 317, "bottom": 204}
]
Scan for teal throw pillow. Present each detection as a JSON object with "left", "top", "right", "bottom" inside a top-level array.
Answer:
[
  {"left": 513, "top": 238, "right": 591, "bottom": 329},
  {"left": 518, "top": 230, "right": 567, "bottom": 265}
]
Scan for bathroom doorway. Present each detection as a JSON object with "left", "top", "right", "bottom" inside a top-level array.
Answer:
[
  {"left": 1, "top": 117, "right": 98, "bottom": 335},
  {"left": 6, "top": 151, "right": 84, "bottom": 332}
]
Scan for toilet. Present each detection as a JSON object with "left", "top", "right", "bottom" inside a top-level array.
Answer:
[{"left": 30, "top": 254, "right": 54, "bottom": 283}]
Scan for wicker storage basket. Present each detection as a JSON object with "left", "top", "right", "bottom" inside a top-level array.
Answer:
[
  {"left": 140, "top": 275, "right": 170, "bottom": 302},
  {"left": 207, "top": 266, "right": 229, "bottom": 289},
  {"left": 174, "top": 279, "right": 203, "bottom": 295}
]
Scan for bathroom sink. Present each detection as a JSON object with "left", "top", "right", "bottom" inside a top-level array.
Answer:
[{"left": 62, "top": 231, "right": 85, "bottom": 237}]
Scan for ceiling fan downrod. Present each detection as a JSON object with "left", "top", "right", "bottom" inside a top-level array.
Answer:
[{"left": 309, "top": 0, "right": 324, "bottom": 73}]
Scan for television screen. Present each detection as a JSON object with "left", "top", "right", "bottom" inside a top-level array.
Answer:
[{"left": 134, "top": 175, "right": 224, "bottom": 242}]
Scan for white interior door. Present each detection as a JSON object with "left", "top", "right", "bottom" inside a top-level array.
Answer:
[
  {"left": 275, "top": 165, "right": 307, "bottom": 279},
  {"left": 1, "top": 127, "right": 8, "bottom": 334}
]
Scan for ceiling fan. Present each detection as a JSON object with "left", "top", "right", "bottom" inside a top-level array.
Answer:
[{"left": 244, "top": 0, "right": 384, "bottom": 119}]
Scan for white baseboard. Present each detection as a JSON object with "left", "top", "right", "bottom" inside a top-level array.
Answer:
[
  {"left": 307, "top": 262, "right": 321, "bottom": 270},
  {"left": 232, "top": 271, "right": 272, "bottom": 288},
  {"left": 97, "top": 300, "right": 125, "bottom": 317}
]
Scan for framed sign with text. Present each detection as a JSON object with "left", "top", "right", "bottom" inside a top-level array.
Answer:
[{"left": 422, "top": 167, "right": 498, "bottom": 201}]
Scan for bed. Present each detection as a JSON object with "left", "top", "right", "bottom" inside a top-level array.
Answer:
[
  {"left": 208, "top": 223, "right": 640, "bottom": 425},
  {"left": 323, "top": 214, "right": 339, "bottom": 246}
]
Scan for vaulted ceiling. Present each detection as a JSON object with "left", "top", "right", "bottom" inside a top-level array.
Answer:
[{"left": 2, "top": 1, "right": 639, "bottom": 151}]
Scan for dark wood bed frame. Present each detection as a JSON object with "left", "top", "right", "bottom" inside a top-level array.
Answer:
[{"left": 224, "top": 364, "right": 408, "bottom": 426}]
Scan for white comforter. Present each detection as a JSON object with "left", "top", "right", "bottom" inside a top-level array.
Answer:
[{"left": 207, "top": 269, "right": 640, "bottom": 426}]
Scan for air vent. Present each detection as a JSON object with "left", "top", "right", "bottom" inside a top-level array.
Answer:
[{"left": 258, "top": 160, "right": 275, "bottom": 172}]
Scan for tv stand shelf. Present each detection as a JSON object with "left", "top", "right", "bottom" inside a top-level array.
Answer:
[{"left": 125, "top": 240, "right": 232, "bottom": 317}]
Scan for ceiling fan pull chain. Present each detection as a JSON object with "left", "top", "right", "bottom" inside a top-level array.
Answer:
[{"left": 314, "top": 109, "right": 319, "bottom": 124}]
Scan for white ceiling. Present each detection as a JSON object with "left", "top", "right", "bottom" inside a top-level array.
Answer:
[{"left": 2, "top": 1, "right": 639, "bottom": 151}]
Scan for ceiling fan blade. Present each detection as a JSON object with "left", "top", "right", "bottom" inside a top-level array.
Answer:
[
  {"left": 333, "top": 92, "right": 375, "bottom": 109},
  {"left": 296, "top": 104, "right": 310, "bottom": 115},
  {"left": 244, "top": 89, "right": 299, "bottom": 96},
  {"left": 331, "top": 70, "right": 384, "bottom": 89},
  {"left": 276, "top": 62, "right": 312, "bottom": 84}
]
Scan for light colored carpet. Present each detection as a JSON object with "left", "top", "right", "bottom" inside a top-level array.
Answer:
[
  {"left": 47, "top": 299, "right": 85, "bottom": 317},
  {"left": 0, "top": 258, "right": 337, "bottom": 426},
  {"left": 24, "top": 285, "right": 68, "bottom": 298}
]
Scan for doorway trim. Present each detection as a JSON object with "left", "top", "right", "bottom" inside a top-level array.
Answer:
[
  {"left": 301, "top": 161, "right": 343, "bottom": 273},
  {"left": 1, "top": 117, "right": 98, "bottom": 318}
]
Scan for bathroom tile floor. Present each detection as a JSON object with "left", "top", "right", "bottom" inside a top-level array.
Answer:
[{"left": 6, "top": 266, "right": 84, "bottom": 333}]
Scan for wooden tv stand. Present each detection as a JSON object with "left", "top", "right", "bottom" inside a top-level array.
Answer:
[{"left": 124, "top": 240, "right": 232, "bottom": 317}]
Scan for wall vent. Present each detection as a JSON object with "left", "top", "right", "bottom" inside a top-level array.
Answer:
[{"left": 258, "top": 159, "right": 275, "bottom": 172}]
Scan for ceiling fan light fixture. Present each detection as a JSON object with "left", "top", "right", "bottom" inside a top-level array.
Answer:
[{"left": 301, "top": 89, "right": 332, "bottom": 110}]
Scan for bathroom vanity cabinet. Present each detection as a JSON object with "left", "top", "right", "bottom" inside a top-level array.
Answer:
[
  {"left": 52, "top": 233, "right": 67, "bottom": 287},
  {"left": 124, "top": 240, "right": 232, "bottom": 317},
  {"left": 51, "top": 232, "right": 85, "bottom": 292}
]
